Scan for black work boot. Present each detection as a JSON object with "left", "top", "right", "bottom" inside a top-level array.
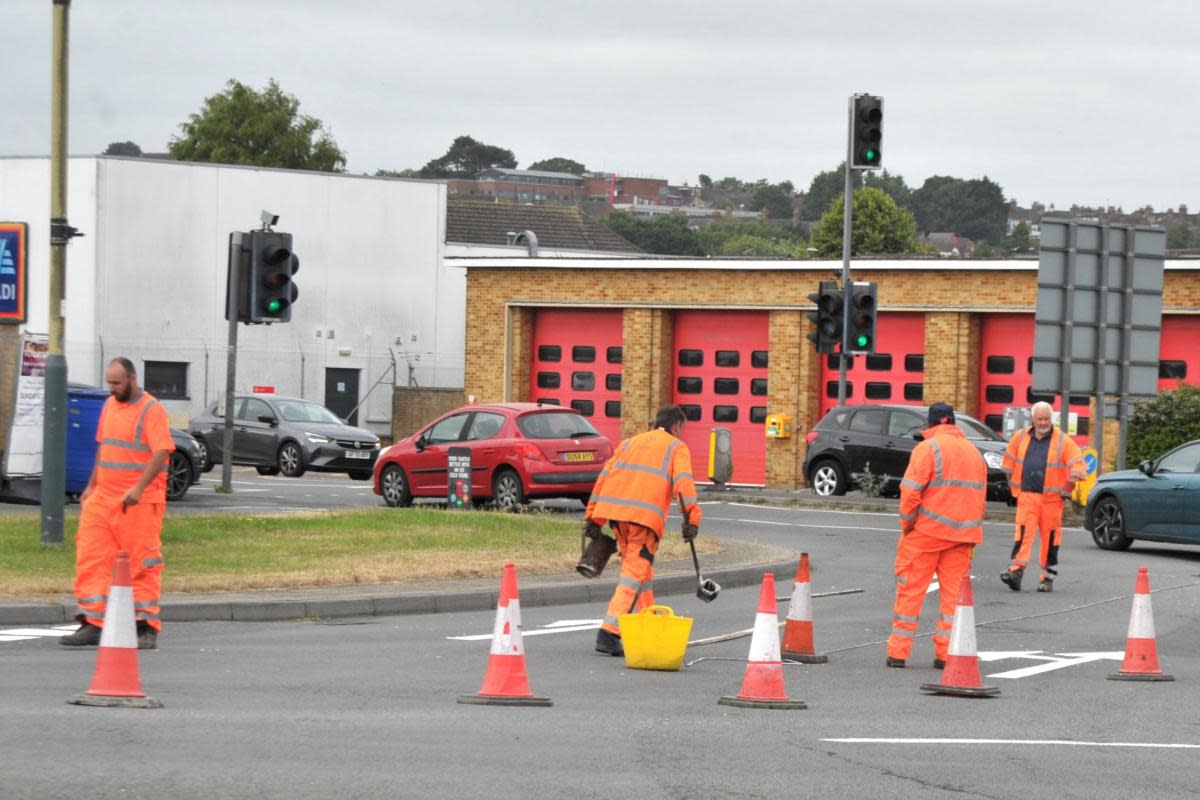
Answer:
[
  {"left": 1000, "top": 568, "right": 1024, "bottom": 592},
  {"left": 595, "top": 628, "right": 624, "bottom": 657},
  {"left": 934, "top": 658, "right": 946, "bottom": 669},
  {"left": 137, "top": 621, "right": 158, "bottom": 650},
  {"left": 1037, "top": 577, "right": 1054, "bottom": 593},
  {"left": 58, "top": 622, "right": 102, "bottom": 647},
  {"left": 885, "top": 657, "right": 906, "bottom": 668}
]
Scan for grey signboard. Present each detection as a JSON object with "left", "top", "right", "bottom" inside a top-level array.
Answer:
[{"left": 1031, "top": 220, "right": 1165, "bottom": 397}]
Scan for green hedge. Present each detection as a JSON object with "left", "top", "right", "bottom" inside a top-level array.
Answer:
[{"left": 1126, "top": 385, "right": 1200, "bottom": 465}]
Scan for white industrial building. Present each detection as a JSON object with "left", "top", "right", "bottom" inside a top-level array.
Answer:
[{"left": 0, "top": 156, "right": 461, "bottom": 435}]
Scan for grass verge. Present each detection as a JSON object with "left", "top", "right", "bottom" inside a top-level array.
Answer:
[{"left": 0, "top": 508, "right": 719, "bottom": 595}]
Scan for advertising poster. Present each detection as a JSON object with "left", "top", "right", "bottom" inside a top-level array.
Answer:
[
  {"left": 447, "top": 446, "right": 472, "bottom": 510},
  {"left": 5, "top": 333, "right": 48, "bottom": 476}
]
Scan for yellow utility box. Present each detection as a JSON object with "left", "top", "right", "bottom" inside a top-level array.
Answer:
[{"left": 765, "top": 413, "right": 794, "bottom": 438}]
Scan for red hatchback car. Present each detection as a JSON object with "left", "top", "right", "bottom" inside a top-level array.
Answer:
[{"left": 373, "top": 403, "right": 614, "bottom": 510}]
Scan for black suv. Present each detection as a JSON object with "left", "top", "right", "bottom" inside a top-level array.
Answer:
[{"left": 802, "top": 404, "right": 1010, "bottom": 501}]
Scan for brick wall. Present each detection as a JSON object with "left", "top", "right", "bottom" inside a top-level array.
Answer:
[
  {"left": 464, "top": 265, "right": 1200, "bottom": 488},
  {"left": 391, "top": 387, "right": 465, "bottom": 441}
]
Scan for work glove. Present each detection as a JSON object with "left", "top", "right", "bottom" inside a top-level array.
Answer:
[
  {"left": 682, "top": 522, "right": 699, "bottom": 542},
  {"left": 582, "top": 520, "right": 604, "bottom": 539}
]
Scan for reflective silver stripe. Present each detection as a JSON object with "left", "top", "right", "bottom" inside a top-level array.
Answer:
[
  {"left": 660, "top": 439, "right": 680, "bottom": 474},
  {"left": 640, "top": 581, "right": 653, "bottom": 592},
  {"left": 928, "top": 479, "right": 987, "bottom": 490},
  {"left": 894, "top": 613, "right": 918, "bottom": 623},
  {"left": 603, "top": 614, "right": 619, "bottom": 626},
  {"left": 930, "top": 439, "right": 944, "bottom": 482},
  {"left": 590, "top": 495, "right": 665, "bottom": 517},
  {"left": 900, "top": 478, "right": 924, "bottom": 491},
  {"left": 133, "top": 399, "right": 159, "bottom": 446},
  {"left": 134, "top": 599, "right": 160, "bottom": 608},
  {"left": 1067, "top": 456, "right": 1085, "bottom": 467},
  {"left": 899, "top": 512, "right": 917, "bottom": 521},
  {"left": 78, "top": 594, "right": 107, "bottom": 605},
  {"left": 672, "top": 471, "right": 693, "bottom": 486},
  {"left": 890, "top": 626, "right": 915, "bottom": 638},
  {"left": 606, "top": 461, "right": 669, "bottom": 480},
  {"left": 940, "top": 614, "right": 955, "bottom": 624},
  {"left": 78, "top": 608, "right": 106, "bottom": 619},
  {"left": 917, "top": 506, "right": 983, "bottom": 529},
  {"left": 102, "top": 437, "right": 150, "bottom": 452},
  {"left": 618, "top": 576, "right": 641, "bottom": 591},
  {"left": 142, "top": 557, "right": 164, "bottom": 568},
  {"left": 135, "top": 611, "right": 161, "bottom": 621},
  {"left": 99, "top": 460, "right": 167, "bottom": 473}
]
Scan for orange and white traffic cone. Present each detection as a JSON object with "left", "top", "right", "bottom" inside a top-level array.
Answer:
[
  {"left": 718, "top": 573, "right": 807, "bottom": 709},
  {"left": 781, "top": 553, "right": 827, "bottom": 664},
  {"left": 1109, "top": 566, "right": 1173, "bottom": 682},
  {"left": 67, "top": 551, "right": 163, "bottom": 709},
  {"left": 920, "top": 575, "right": 999, "bottom": 698},
  {"left": 458, "top": 563, "right": 552, "bottom": 706}
]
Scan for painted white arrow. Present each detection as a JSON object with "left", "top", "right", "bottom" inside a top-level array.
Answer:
[
  {"left": 986, "top": 651, "right": 1124, "bottom": 679},
  {"left": 448, "top": 619, "right": 601, "bottom": 641},
  {"left": 976, "top": 650, "right": 1047, "bottom": 662}
]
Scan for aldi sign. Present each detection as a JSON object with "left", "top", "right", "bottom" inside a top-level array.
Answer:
[{"left": 0, "top": 222, "right": 29, "bottom": 324}]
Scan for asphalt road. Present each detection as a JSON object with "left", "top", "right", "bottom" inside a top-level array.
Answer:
[{"left": 4, "top": 503, "right": 1199, "bottom": 799}]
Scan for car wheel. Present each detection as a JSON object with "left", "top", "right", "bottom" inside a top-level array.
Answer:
[
  {"left": 166, "top": 451, "right": 192, "bottom": 501},
  {"left": 1091, "top": 495, "right": 1133, "bottom": 551},
  {"left": 810, "top": 458, "right": 847, "bottom": 497},
  {"left": 492, "top": 469, "right": 526, "bottom": 512},
  {"left": 348, "top": 470, "right": 373, "bottom": 481},
  {"left": 277, "top": 442, "right": 306, "bottom": 478},
  {"left": 256, "top": 466, "right": 281, "bottom": 476},
  {"left": 380, "top": 465, "right": 412, "bottom": 508},
  {"left": 195, "top": 437, "right": 214, "bottom": 473}
]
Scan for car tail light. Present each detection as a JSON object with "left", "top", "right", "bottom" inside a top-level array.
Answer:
[
  {"left": 805, "top": 431, "right": 819, "bottom": 445},
  {"left": 516, "top": 442, "right": 545, "bottom": 462}
]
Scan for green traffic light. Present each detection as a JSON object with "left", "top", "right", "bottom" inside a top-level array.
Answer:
[
  {"left": 865, "top": 149, "right": 877, "bottom": 162},
  {"left": 267, "top": 299, "right": 283, "bottom": 313},
  {"left": 856, "top": 334, "right": 870, "bottom": 348}
]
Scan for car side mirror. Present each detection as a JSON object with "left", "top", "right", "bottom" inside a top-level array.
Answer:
[
  {"left": 1138, "top": 460, "right": 1154, "bottom": 475},
  {"left": 258, "top": 415, "right": 278, "bottom": 426},
  {"left": 415, "top": 435, "right": 426, "bottom": 452}
]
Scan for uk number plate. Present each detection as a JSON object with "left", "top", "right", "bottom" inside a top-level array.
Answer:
[
  {"left": 563, "top": 451, "right": 594, "bottom": 463},
  {"left": 345, "top": 450, "right": 373, "bottom": 459}
]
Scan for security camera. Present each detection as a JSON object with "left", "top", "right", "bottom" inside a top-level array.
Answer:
[{"left": 260, "top": 210, "right": 280, "bottom": 229}]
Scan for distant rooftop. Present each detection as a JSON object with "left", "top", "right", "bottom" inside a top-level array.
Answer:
[{"left": 446, "top": 200, "right": 642, "bottom": 253}]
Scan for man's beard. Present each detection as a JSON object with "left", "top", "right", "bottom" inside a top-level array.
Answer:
[{"left": 113, "top": 386, "right": 132, "bottom": 403}]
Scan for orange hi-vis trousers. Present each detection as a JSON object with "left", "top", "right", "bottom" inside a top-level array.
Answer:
[
  {"left": 600, "top": 521, "right": 659, "bottom": 635},
  {"left": 1008, "top": 492, "right": 1064, "bottom": 581},
  {"left": 887, "top": 531, "right": 974, "bottom": 662},
  {"left": 74, "top": 495, "right": 165, "bottom": 632}
]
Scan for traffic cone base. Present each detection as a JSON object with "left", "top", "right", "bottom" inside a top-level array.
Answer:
[
  {"left": 1108, "top": 566, "right": 1173, "bottom": 682},
  {"left": 67, "top": 552, "right": 162, "bottom": 709},
  {"left": 780, "top": 553, "right": 828, "bottom": 665},
  {"left": 920, "top": 575, "right": 999, "bottom": 699},
  {"left": 458, "top": 563, "right": 553, "bottom": 708}
]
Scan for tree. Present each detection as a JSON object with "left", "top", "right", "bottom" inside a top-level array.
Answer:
[
  {"left": 696, "top": 219, "right": 805, "bottom": 257},
  {"left": 909, "top": 175, "right": 1008, "bottom": 244},
  {"left": 863, "top": 169, "right": 911, "bottom": 209},
  {"left": 417, "top": 135, "right": 516, "bottom": 179},
  {"left": 1167, "top": 220, "right": 1199, "bottom": 250},
  {"left": 698, "top": 174, "right": 713, "bottom": 188},
  {"left": 104, "top": 141, "right": 142, "bottom": 157},
  {"left": 600, "top": 212, "right": 703, "bottom": 256},
  {"left": 800, "top": 163, "right": 861, "bottom": 221},
  {"left": 169, "top": 79, "right": 346, "bottom": 171},
  {"left": 749, "top": 180, "right": 796, "bottom": 222},
  {"left": 526, "top": 157, "right": 585, "bottom": 174},
  {"left": 809, "top": 187, "right": 919, "bottom": 257},
  {"left": 375, "top": 168, "right": 421, "bottom": 178},
  {"left": 1003, "top": 221, "right": 1035, "bottom": 254},
  {"left": 1127, "top": 385, "right": 1200, "bottom": 466}
]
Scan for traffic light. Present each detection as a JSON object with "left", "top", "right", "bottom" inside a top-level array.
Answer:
[
  {"left": 851, "top": 94, "right": 883, "bottom": 170},
  {"left": 845, "top": 281, "right": 878, "bottom": 354},
  {"left": 248, "top": 231, "right": 299, "bottom": 323},
  {"left": 225, "top": 232, "right": 252, "bottom": 323},
  {"left": 806, "top": 280, "right": 843, "bottom": 354}
]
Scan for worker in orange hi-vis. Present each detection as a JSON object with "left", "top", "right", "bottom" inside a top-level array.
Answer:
[
  {"left": 1000, "top": 401, "right": 1087, "bottom": 593},
  {"left": 59, "top": 357, "right": 174, "bottom": 651},
  {"left": 886, "top": 402, "right": 987, "bottom": 669},
  {"left": 584, "top": 405, "right": 702, "bottom": 657}
]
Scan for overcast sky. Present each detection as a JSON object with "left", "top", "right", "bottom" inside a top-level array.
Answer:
[{"left": 5, "top": 0, "right": 1197, "bottom": 210}]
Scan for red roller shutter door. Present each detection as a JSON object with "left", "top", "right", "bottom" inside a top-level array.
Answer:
[
  {"left": 530, "top": 309, "right": 624, "bottom": 444},
  {"left": 1158, "top": 316, "right": 1200, "bottom": 391},
  {"left": 818, "top": 312, "right": 926, "bottom": 417},
  {"left": 673, "top": 310, "right": 769, "bottom": 486},
  {"left": 978, "top": 314, "right": 1089, "bottom": 443}
]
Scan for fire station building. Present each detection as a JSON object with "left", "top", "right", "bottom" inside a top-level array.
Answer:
[{"left": 457, "top": 257, "right": 1200, "bottom": 489}]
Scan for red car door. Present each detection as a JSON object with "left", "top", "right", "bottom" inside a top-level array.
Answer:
[
  {"left": 460, "top": 411, "right": 509, "bottom": 497},
  {"left": 408, "top": 412, "right": 471, "bottom": 495}
]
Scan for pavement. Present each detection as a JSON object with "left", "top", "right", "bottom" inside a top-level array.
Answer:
[{"left": 0, "top": 487, "right": 1077, "bottom": 627}]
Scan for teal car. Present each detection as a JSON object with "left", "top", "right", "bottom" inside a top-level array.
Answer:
[{"left": 1085, "top": 440, "right": 1200, "bottom": 550}]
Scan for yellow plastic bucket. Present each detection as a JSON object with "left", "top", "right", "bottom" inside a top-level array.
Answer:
[{"left": 618, "top": 605, "right": 693, "bottom": 671}]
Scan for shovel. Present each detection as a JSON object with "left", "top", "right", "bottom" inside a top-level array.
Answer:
[{"left": 678, "top": 492, "right": 720, "bottom": 603}]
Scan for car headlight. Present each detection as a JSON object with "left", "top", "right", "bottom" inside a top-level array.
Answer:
[
  {"left": 984, "top": 451, "right": 1003, "bottom": 469},
  {"left": 305, "top": 432, "right": 332, "bottom": 444}
]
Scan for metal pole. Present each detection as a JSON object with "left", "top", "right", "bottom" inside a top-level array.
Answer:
[
  {"left": 1093, "top": 224, "right": 1110, "bottom": 469},
  {"left": 837, "top": 96, "right": 855, "bottom": 407},
  {"left": 41, "top": 0, "right": 73, "bottom": 546},
  {"left": 1116, "top": 226, "right": 1136, "bottom": 471},
  {"left": 1058, "top": 223, "right": 1077, "bottom": 438},
  {"left": 220, "top": 233, "right": 242, "bottom": 492}
]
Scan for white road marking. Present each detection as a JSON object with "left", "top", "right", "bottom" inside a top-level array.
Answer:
[
  {"left": 726, "top": 517, "right": 898, "bottom": 533},
  {"left": 985, "top": 651, "right": 1124, "bottom": 679},
  {"left": 0, "top": 625, "right": 77, "bottom": 643},
  {"left": 448, "top": 619, "right": 601, "bottom": 641},
  {"left": 822, "top": 738, "right": 1200, "bottom": 749}
]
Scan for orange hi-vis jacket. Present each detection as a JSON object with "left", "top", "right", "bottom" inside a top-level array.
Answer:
[
  {"left": 586, "top": 428, "right": 702, "bottom": 536},
  {"left": 94, "top": 391, "right": 174, "bottom": 503},
  {"left": 1001, "top": 426, "right": 1086, "bottom": 498},
  {"left": 899, "top": 425, "right": 987, "bottom": 544}
]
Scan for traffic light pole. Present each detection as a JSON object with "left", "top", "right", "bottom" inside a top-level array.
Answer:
[
  {"left": 220, "top": 233, "right": 242, "bottom": 493},
  {"left": 837, "top": 97, "right": 855, "bottom": 407}
]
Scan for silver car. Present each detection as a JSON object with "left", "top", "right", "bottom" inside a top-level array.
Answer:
[{"left": 188, "top": 395, "right": 380, "bottom": 480}]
